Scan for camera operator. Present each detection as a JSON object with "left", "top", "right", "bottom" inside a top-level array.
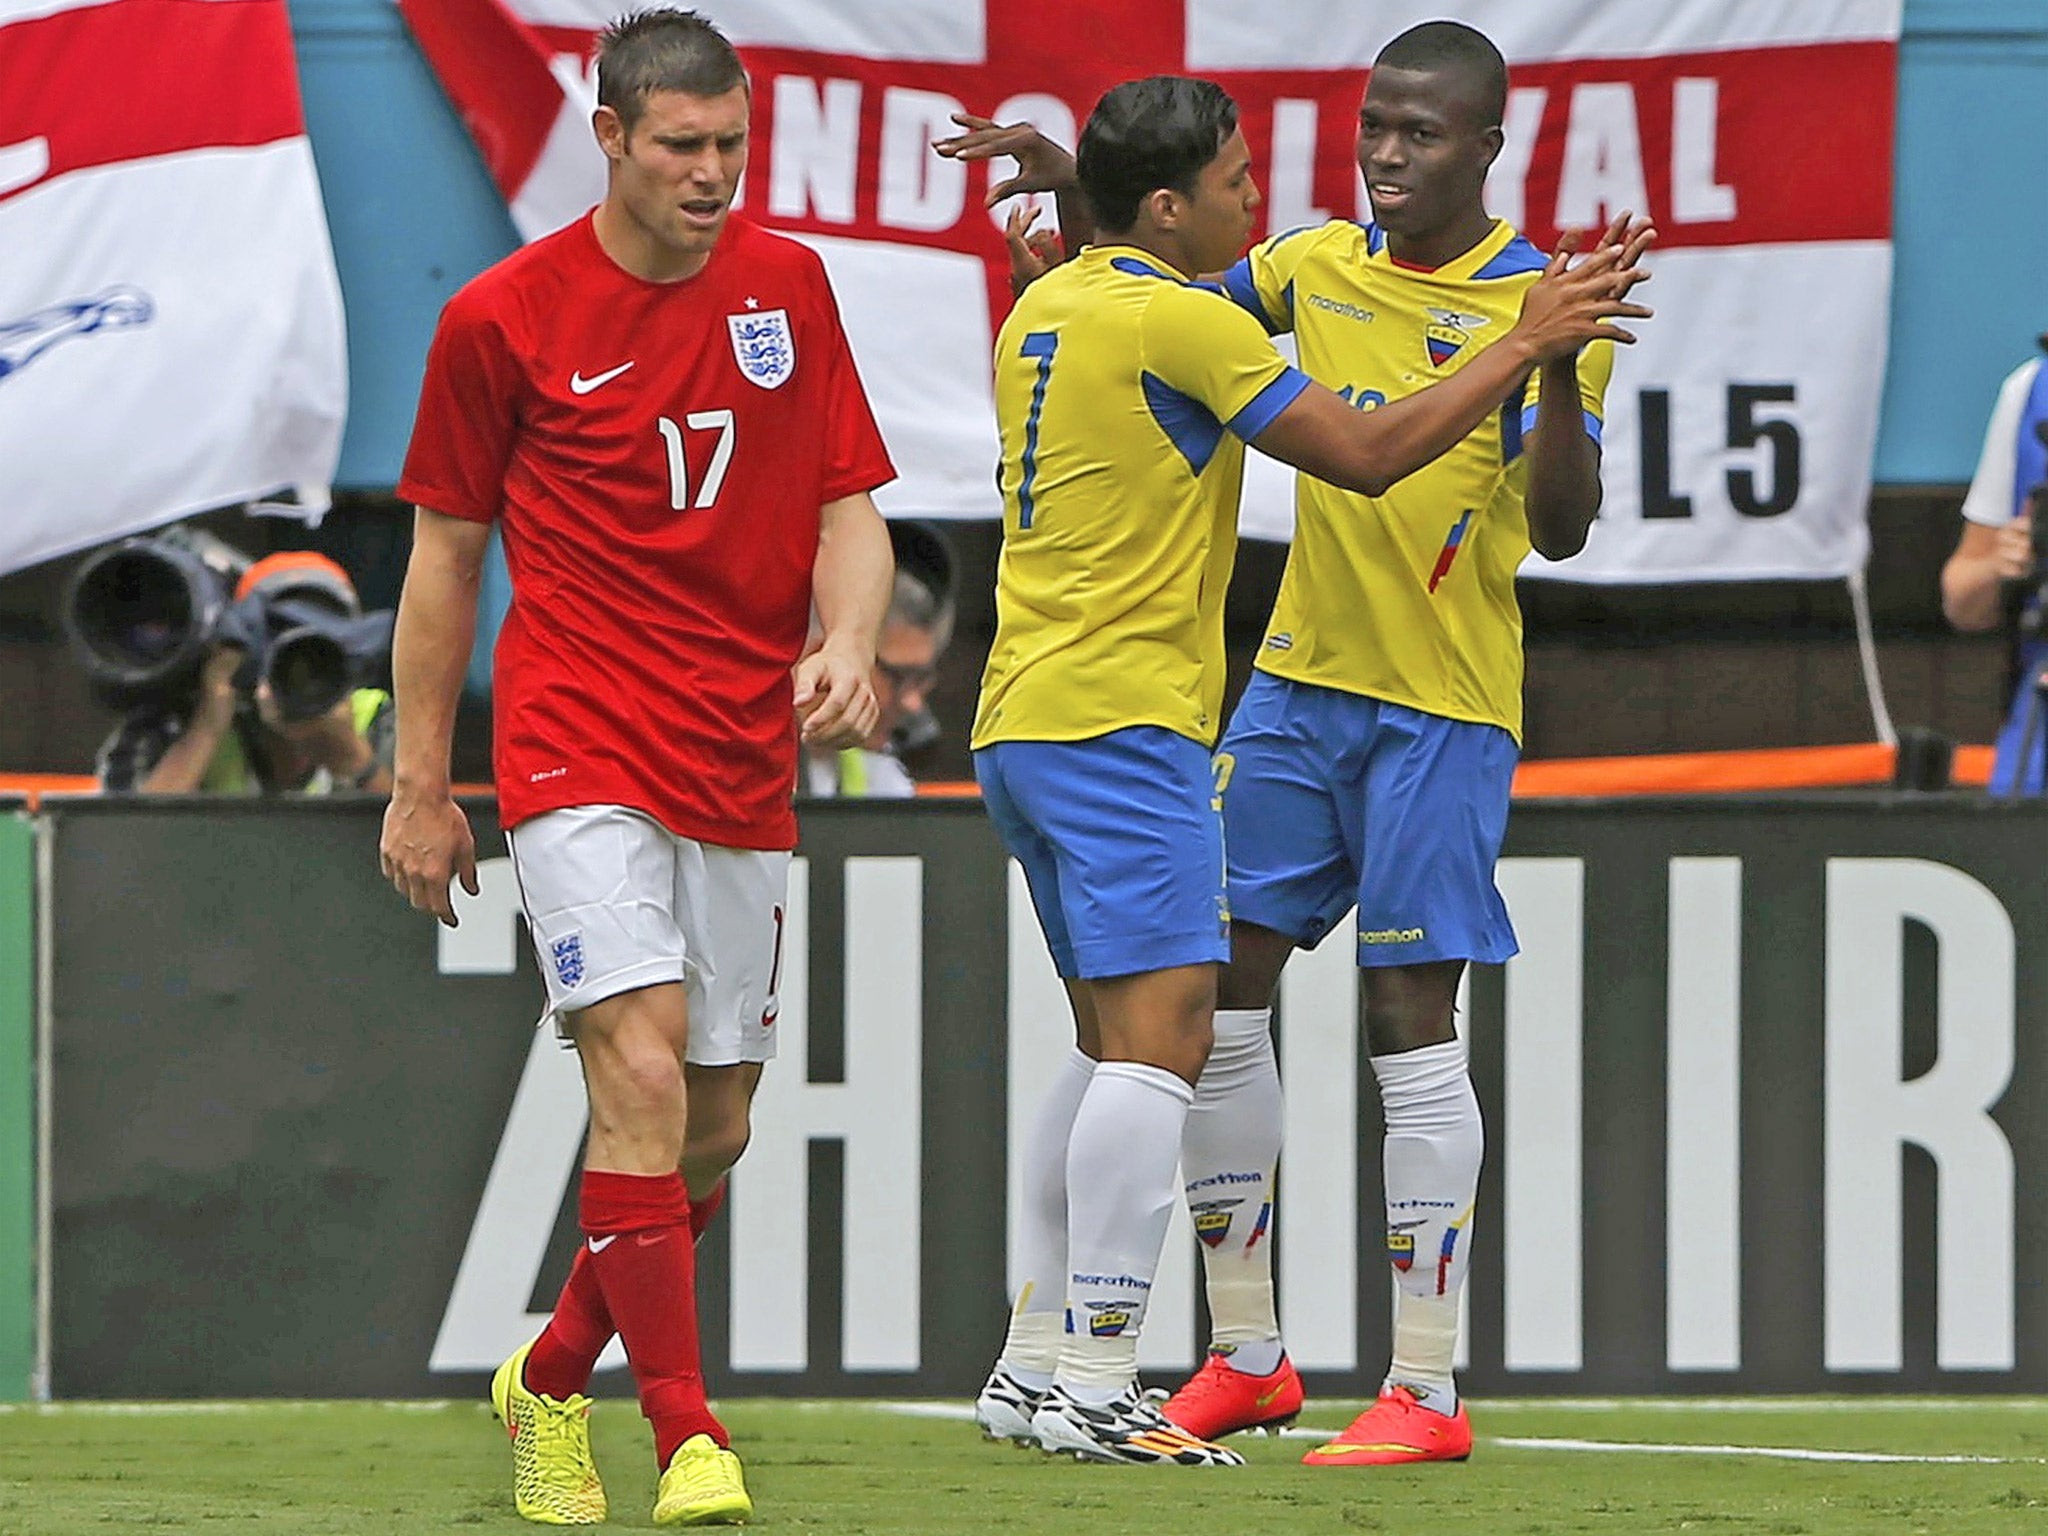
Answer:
[
  {"left": 96, "top": 551, "right": 394, "bottom": 796},
  {"left": 1940, "top": 340, "right": 2048, "bottom": 792}
]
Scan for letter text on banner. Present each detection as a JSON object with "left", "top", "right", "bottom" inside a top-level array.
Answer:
[
  {"left": 392, "top": 0, "right": 1896, "bottom": 578},
  {"left": 1824, "top": 859, "right": 2016, "bottom": 1373},
  {"left": 732, "top": 858, "right": 924, "bottom": 1373},
  {"left": 1497, "top": 857, "right": 1584, "bottom": 1372}
]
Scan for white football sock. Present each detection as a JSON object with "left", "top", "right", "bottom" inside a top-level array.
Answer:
[
  {"left": 1057, "top": 1059, "right": 1194, "bottom": 1401},
  {"left": 1373, "top": 1036, "right": 1482, "bottom": 1417},
  {"left": 997, "top": 1046, "right": 1096, "bottom": 1386},
  {"left": 1183, "top": 1007, "right": 1284, "bottom": 1373}
]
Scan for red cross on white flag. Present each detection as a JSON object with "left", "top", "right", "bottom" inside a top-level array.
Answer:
[
  {"left": 401, "top": 0, "right": 1900, "bottom": 582},
  {"left": 0, "top": 0, "right": 347, "bottom": 576}
]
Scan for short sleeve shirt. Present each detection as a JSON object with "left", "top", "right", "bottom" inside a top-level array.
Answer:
[
  {"left": 972, "top": 246, "right": 1308, "bottom": 749},
  {"left": 1220, "top": 219, "right": 1611, "bottom": 742},
  {"left": 1961, "top": 359, "right": 2040, "bottom": 529},
  {"left": 398, "top": 214, "right": 895, "bottom": 848}
]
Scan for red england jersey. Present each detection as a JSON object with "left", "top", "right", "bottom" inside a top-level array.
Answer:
[{"left": 398, "top": 213, "right": 895, "bottom": 848}]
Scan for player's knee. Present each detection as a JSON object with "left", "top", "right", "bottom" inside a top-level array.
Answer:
[
  {"left": 1217, "top": 966, "right": 1278, "bottom": 1011},
  {"left": 1220, "top": 922, "right": 1293, "bottom": 1010},
  {"left": 1150, "top": 1001, "right": 1214, "bottom": 1084},
  {"left": 1363, "top": 996, "right": 1458, "bottom": 1056},
  {"left": 684, "top": 1109, "right": 752, "bottom": 1183},
  {"left": 584, "top": 1033, "right": 687, "bottom": 1120},
  {"left": 1362, "top": 962, "right": 1463, "bottom": 1055}
]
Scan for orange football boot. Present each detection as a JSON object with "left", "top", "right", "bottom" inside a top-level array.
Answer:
[
  {"left": 1301, "top": 1384, "right": 1472, "bottom": 1466},
  {"left": 1160, "top": 1350, "right": 1305, "bottom": 1440}
]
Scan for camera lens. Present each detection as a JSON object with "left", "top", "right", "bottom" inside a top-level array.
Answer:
[
  {"left": 265, "top": 626, "right": 349, "bottom": 721},
  {"left": 62, "top": 540, "right": 223, "bottom": 691}
]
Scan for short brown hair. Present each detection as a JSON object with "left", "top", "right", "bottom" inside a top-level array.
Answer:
[{"left": 595, "top": 9, "right": 747, "bottom": 130}]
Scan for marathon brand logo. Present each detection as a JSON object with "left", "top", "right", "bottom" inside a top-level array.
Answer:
[
  {"left": 1071, "top": 1272, "right": 1151, "bottom": 1291},
  {"left": 1305, "top": 292, "right": 1375, "bottom": 324},
  {"left": 1361, "top": 927, "right": 1426, "bottom": 945},
  {"left": 1187, "top": 1171, "right": 1263, "bottom": 1191}
]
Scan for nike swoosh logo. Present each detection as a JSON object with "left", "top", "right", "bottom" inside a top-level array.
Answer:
[
  {"left": 1255, "top": 1385, "right": 1287, "bottom": 1408},
  {"left": 569, "top": 361, "right": 633, "bottom": 394},
  {"left": 586, "top": 1235, "right": 617, "bottom": 1253}
]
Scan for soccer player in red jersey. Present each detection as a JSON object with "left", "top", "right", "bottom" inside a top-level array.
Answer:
[{"left": 379, "top": 9, "right": 895, "bottom": 1525}]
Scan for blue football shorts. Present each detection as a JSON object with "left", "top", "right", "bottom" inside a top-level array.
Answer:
[
  {"left": 975, "top": 725, "right": 1230, "bottom": 980},
  {"left": 1218, "top": 670, "right": 1518, "bottom": 968}
]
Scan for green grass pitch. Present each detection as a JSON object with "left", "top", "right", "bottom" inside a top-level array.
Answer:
[{"left": 3, "top": 1397, "right": 2048, "bottom": 1534}]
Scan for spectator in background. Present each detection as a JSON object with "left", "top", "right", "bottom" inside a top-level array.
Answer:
[
  {"left": 96, "top": 552, "right": 393, "bottom": 796},
  {"left": 1941, "top": 340, "right": 2048, "bottom": 792},
  {"left": 803, "top": 519, "right": 955, "bottom": 797}
]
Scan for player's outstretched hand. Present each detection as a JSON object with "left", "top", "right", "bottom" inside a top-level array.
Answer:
[
  {"left": 794, "top": 642, "right": 880, "bottom": 751},
  {"left": 380, "top": 785, "right": 478, "bottom": 928},
  {"left": 932, "top": 111, "right": 1078, "bottom": 206},
  {"left": 1583, "top": 210, "right": 1657, "bottom": 276},
  {"left": 1005, "top": 203, "right": 1062, "bottom": 296},
  {"left": 1512, "top": 212, "right": 1656, "bottom": 362}
]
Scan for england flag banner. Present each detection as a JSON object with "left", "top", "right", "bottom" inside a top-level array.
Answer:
[
  {"left": 0, "top": 0, "right": 347, "bottom": 576},
  {"left": 400, "top": 0, "right": 1898, "bottom": 583}
]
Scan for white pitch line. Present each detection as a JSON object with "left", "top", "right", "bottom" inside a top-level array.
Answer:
[
  {"left": 860, "top": 1396, "right": 2048, "bottom": 1418},
  {"left": 865, "top": 1400, "right": 976, "bottom": 1420},
  {"left": 861, "top": 1401, "right": 2048, "bottom": 1460},
  {"left": 1494, "top": 1435, "right": 2044, "bottom": 1466}
]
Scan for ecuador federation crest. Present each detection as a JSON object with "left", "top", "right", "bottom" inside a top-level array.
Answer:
[
  {"left": 1424, "top": 306, "right": 1491, "bottom": 370},
  {"left": 727, "top": 307, "right": 794, "bottom": 389}
]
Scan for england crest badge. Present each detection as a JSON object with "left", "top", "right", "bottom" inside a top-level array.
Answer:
[{"left": 727, "top": 307, "right": 795, "bottom": 389}]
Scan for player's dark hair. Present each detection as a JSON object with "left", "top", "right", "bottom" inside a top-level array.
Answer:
[
  {"left": 1374, "top": 20, "right": 1508, "bottom": 128},
  {"left": 596, "top": 8, "right": 748, "bottom": 130},
  {"left": 1076, "top": 76, "right": 1239, "bottom": 235}
]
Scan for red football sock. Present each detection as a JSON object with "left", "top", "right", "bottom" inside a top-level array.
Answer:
[
  {"left": 581, "top": 1169, "right": 726, "bottom": 1464},
  {"left": 688, "top": 1177, "right": 727, "bottom": 1244},
  {"left": 523, "top": 1244, "right": 615, "bottom": 1400},
  {"left": 526, "top": 1171, "right": 727, "bottom": 1398}
]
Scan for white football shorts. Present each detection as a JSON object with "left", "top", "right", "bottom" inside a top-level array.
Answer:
[{"left": 505, "top": 803, "right": 790, "bottom": 1066}]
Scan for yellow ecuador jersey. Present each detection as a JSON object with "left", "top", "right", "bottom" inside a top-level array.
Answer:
[
  {"left": 972, "top": 245, "right": 1310, "bottom": 749},
  {"left": 1219, "top": 218, "right": 1612, "bottom": 741}
]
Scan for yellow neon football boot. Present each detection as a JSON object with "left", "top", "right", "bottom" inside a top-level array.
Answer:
[
  {"left": 653, "top": 1433, "right": 754, "bottom": 1526},
  {"left": 489, "top": 1339, "right": 607, "bottom": 1525}
]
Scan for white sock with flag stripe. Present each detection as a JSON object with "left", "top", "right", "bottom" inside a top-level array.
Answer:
[
  {"left": 1373, "top": 1036, "right": 1482, "bottom": 1416},
  {"left": 997, "top": 1047, "right": 1096, "bottom": 1387},
  {"left": 1058, "top": 1059, "right": 1194, "bottom": 1402},
  {"left": 1183, "top": 1007, "right": 1284, "bottom": 1374}
]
